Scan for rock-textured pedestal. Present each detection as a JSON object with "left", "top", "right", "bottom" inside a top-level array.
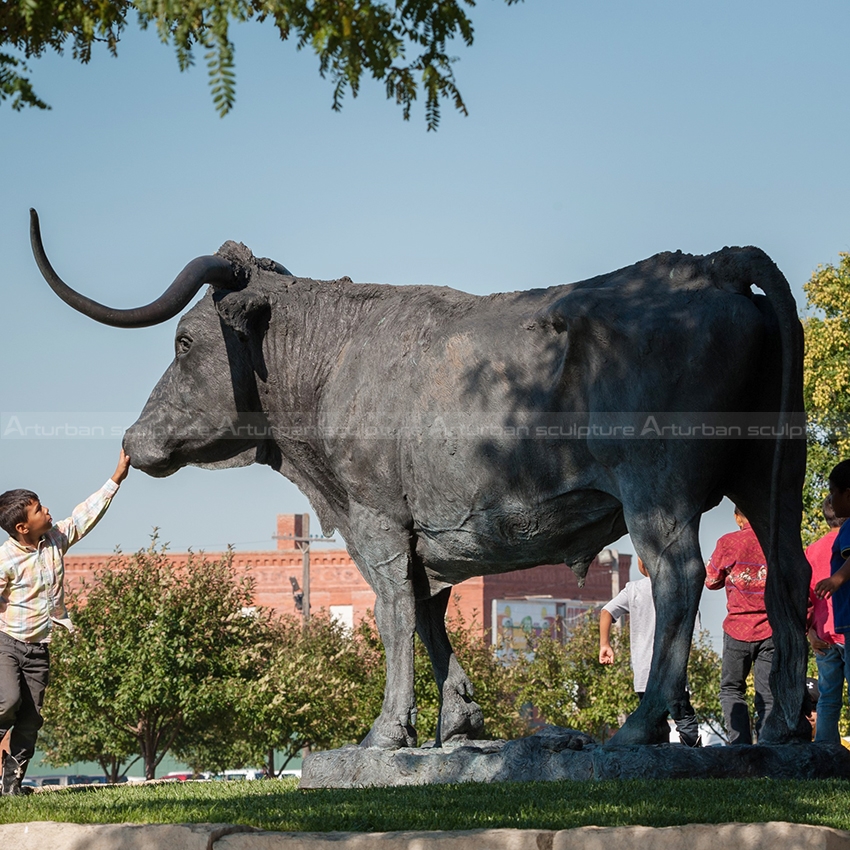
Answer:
[{"left": 300, "top": 726, "right": 850, "bottom": 788}]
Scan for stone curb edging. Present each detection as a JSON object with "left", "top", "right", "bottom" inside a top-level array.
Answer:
[
  {"left": 0, "top": 821, "right": 252, "bottom": 850},
  {"left": 2, "top": 822, "right": 850, "bottom": 849}
]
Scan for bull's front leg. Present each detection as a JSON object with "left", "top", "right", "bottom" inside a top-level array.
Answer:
[{"left": 350, "top": 503, "right": 418, "bottom": 749}]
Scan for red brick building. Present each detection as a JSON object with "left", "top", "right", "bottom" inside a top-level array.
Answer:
[{"left": 64, "top": 514, "right": 631, "bottom": 641}]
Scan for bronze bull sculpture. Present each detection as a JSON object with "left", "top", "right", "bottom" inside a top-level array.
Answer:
[{"left": 30, "top": 209, "right": 810, "bottom": 747}]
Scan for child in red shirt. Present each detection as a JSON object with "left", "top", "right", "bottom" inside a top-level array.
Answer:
[{"left": 705, "top": 506, "right": 771, "bottom": 745}]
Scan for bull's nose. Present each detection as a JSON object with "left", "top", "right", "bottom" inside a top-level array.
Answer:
[{"left": 123, "top": 424, "right": 178, "bottom": 477}]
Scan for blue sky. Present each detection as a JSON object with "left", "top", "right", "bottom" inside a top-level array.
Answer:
[{"left": 2, "top": 0, "right": 850, "bottom": 646}]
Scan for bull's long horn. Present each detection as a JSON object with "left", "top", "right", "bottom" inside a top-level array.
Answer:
[{"left": 29, "top": 208, "right": 237, "bottom": 328}]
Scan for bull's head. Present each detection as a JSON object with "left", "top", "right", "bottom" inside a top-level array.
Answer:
[{"left": 30, "top": 209, "right": 289, "bottom": 476}]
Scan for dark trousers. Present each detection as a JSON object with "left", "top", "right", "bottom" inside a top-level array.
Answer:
[
  {"left": 720, "top": 632, "right": 773, "bottom": 745},
  {"left": 0, "top": 630, "right": 50, "bottom": 769}
]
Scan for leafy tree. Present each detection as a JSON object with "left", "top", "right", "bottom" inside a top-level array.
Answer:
[
  {"left": 513, "top": 611, "right": 723, "bottom": 743},
  {"left": 40, "top": 537, "right": 271, "bottom": 780},
  {"left": 38, "top": 663, "right": 140, "bottom": 783},
  {"left": 802, "top": 253, "right": 850, "bottom": 544},
  {"left": 2, "top": 1, "right": 523, "bottom": 129},
  {"left": 516, "top": 610, "right": 635, "bottom": 741},
  {"left": 213, "top": 610, "right": 386, "bottom": 776},
  {"left": 233, "top": 605, "right": 526, "bottom": 773}
]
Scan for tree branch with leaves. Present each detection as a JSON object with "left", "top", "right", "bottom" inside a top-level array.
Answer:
[{"left": 1, "top": 0, "right": 523, "bottom": 129}]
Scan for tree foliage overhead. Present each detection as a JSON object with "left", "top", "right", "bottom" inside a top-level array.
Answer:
[
  {"left": 1, "top": 0, "right": 522, "bottom": 129},
  {"left": 802, "top": 253, "right": 850, "bottom": 544}
]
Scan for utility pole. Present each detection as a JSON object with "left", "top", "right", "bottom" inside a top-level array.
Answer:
[
  {"left": 609, "top": 550, "right": 620, "bottom": 599},
  {"left": 301, "top": 514, "right": 310, "bottom": 624},
  {"left": 597, "top": 548, "right": 620, "bottom": 630},
  {"left": 273, "top": 513, "right": 336, "bottom": 767},
  {"left": 274, "top": 514, "right": 336, "bottom": 627}
]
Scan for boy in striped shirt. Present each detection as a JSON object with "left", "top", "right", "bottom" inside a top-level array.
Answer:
[{"left": 0, "top": 448, "right": 130, "bottom": 795}]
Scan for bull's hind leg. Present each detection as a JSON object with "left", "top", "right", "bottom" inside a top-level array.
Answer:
[
  {"left": 415, "top": 588, "right": 484, "bottom": 746},
  {"left": 609, "top": 508, "right": 704, "bottom": 746}
]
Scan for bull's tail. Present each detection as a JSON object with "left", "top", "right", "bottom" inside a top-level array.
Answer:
[{"left": 708, "top": 246, "right": 807, "bottom": 736}]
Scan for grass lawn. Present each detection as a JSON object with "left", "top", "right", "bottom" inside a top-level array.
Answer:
[{"left": 1, "top": 778, "right": 850, "bottom": 832}]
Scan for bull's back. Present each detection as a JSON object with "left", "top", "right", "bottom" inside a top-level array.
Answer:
[{"left": 317, "top": 249, "right": 779, "bottom": 572}]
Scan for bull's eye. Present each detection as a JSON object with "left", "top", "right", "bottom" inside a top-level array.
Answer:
[{"left": 176, "top": 335, "right": 193, "bottom": 356}]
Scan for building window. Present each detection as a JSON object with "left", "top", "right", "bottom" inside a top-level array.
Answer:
[{"left": 330, "top": 605, "right": 354, "bottom": 632}]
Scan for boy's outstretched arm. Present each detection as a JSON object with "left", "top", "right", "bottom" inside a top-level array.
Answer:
[
  {"left": 599, "top": 609, "right": 616, "bottom": 664},
  {"left": 112, "top": 448, "right": 131, "bottom": 485},
  {"left": 58, "top": 447, "right": 130, "bottom": 550}
]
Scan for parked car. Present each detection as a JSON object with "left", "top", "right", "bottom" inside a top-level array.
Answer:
[
  {"left": 161, "top": 771, "right": 198, "bottom": 781},
  {"left": 28, "top": 774, "right": 112, "bottom": 787},
  {"left": 203, "top": 768, "right": 302, "bottom": 780},
  {"left": 205, "top": 768, "right": 266, "bottom": 781}
]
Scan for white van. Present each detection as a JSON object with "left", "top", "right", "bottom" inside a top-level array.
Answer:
[
  {"left": 206, "top": 768, "right": 302, "bottom": 780},
  {"left": 206, "top": 769, "right": 265, "bottom": 781}
]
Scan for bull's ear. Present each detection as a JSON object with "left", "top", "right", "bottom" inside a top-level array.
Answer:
[{"left": 213, "top": 289, "right": 270, "bottom": 339}]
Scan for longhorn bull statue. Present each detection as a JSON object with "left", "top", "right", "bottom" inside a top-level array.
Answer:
[{"left": 29, "top": 209, "right": 810, "bottom": 747}]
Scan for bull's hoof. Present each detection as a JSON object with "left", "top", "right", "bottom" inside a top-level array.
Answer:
[
  {"left": 438, "top": 698, "right": 484, "bottom": 746},
  {"left": 608, "top": 726, "right": 648, "bottom": 746},
  {"left": 360, "top": 720, "right": 417, "bottom": 749},
  {"left": 607, "top": 714, "right": 669, "bottom": 746},
  {"left": 759, "top": 710, "right": 811, "bottom": 745}
]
